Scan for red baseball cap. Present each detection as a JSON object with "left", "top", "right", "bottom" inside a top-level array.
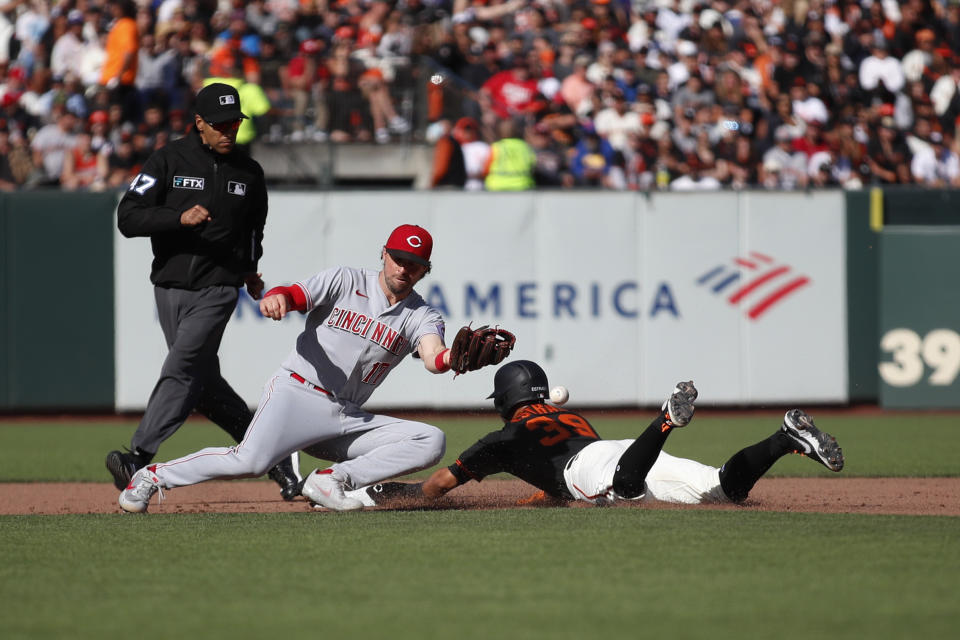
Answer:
[{"left": 385, "top": 224, "right": 433, "bottom": 267}]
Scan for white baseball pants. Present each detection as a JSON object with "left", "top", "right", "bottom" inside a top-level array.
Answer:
[
  {"left": 563, "top": 440, "right": 728, "bottom": 505},
  {"left": 154, "top": 369, "right": 446, "bottom": 490}
]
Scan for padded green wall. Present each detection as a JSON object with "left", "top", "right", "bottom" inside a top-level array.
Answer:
[
  {"left": 877, "top": 228, "right": 960, "bottom": 408},
  {"left": 846, "top": 188, "right": 960, "bottom": 408},
  {"left": 844, "top": 191, "right": 881, "bottom": 403},
  {"left": 0, "top": 192, "right": 117, "bottom": 410}
]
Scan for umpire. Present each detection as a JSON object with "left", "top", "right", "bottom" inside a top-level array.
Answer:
[{"left": 107, "top": 83, "right": 300, "bottom": 499}]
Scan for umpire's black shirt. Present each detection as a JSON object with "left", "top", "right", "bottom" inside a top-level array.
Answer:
[{"left": 117, "top": 129, "right": 267, "bottom": 290}]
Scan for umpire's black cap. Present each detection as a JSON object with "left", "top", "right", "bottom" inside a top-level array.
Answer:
[{"left": 195, "top": 83, "right": 248, "bottom": 124}]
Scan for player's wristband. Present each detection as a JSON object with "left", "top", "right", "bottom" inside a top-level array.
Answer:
[
  {"left": 263, "top": 284, "right": 308, "bottom": 311},
  {"left": 435, "top": 349, "right": 451, "bottom": 373}
]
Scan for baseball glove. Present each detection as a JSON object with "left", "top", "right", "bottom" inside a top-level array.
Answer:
[{"left": 448, "top": 324, "right": 516, "bottom": 375}]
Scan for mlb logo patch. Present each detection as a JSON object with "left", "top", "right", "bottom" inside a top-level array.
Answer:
[
  {"left": 219, "top": 94, "right": 236, "bottom": 106},
  {"left": 227, "top": 181, "right": 246, "bottom": 196},
  {"left": 173, "top": 176, "right": 204, "bottom": 189}
]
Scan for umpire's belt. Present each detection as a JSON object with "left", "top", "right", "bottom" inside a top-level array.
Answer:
[{"left": 290, "top": 372, "right": 332, "bottom": 396}]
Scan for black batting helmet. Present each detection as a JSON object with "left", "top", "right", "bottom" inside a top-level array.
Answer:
[{"left": 487, "top": 360, "right": 549, "bottom": 419}]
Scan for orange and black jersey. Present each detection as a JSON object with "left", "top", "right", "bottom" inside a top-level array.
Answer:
[{"left": 448, "top": 403, "right": 601, "bottom": 500}]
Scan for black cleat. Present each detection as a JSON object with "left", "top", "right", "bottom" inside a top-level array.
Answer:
[
  {"left": 268, "top": 452, "right": 302, "bottom": 501},
  {"left": 362, "top": 482, "right": 418, "bottom": 504},
  {"left": 293, "top": 476, "right": 308, "bottom": 498},
  {"left": 663, "top": 381, "right": 698, "bottom": 427},
  {"left": 105, "top": 450, "right": 140, "bottom": 491},
  {"left": 781, "top": 409, "right": 845, "bottom": 472}
]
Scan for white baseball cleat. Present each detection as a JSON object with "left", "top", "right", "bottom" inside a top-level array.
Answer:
[
  {"left": 302, "top": 468, "right": 364, "bottom": 511},
  {"left": 118, "top": 466, "right": 164, "bottom": 513},
  {"left": 343, "top": 486, "right": 378, "bottom": 508}
]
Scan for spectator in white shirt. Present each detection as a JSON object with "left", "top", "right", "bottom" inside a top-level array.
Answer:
[
  {"left": 791, "top": 81, "right": 829, "bottom": 125},
  {"left": 50, "top": 11, "right": 86, "bottom": 79},
  {"left": 911, "top": 131, "right": 960, "bottom": 186},
  {"left": 30, "top": 106, "right": 77, "bottom": 185},
  {"left": 13, "top": 0, "right": 49, "bottom": 70},
  {"left": 79, "top": 31, "right": 107, "bottom": 88},
  {"left": 656, "top": 2, "right": 693, "bottom": 48},
  {"left": 760, "top": 125, "right": 809, "bottom": 190},
  {"left": 859, "top": 41, "right": 905, "bottom": 96},
  {"left": 594, "top": 90, "right": 642, "bottom": 152},
  {"left": 666, "top": 39, "right": 697, "bottom": 90},
  {"left": 586, "top": 41, "right": 616, "bottom": 86},
  {"left": 929, "top": 64, "right": 960, "bottom": 117},
  {"left": 901, "top": 28, "right": 936, "bottom": 83}
]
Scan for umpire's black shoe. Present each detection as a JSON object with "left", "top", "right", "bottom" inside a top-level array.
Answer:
[
  {"left": 105, "top": 450, "right": 140, "bottom": 491},
  {"left": 268, "top": 453, "right": 302, "bottom": 501}
]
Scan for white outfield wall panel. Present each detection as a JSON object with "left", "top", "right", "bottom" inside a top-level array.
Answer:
[
  {"left": 638, "top": 193, "right": 745, "bottom": 403},
  {"left": 115, "top": 191, "right": 847, "bottom": 410}
]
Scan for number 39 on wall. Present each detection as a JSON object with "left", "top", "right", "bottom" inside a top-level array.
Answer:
[{"left": 879, "top": 328, "right": 960, "bottom": 387}]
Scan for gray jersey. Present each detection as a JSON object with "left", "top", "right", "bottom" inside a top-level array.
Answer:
[{"left": 281, "top": 266, "right": 444, "bottom": 405}]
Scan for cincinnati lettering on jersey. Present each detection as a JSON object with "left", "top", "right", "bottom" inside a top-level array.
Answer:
[{"left": 326, "top": 307, "right": 408, "bottom": 355}]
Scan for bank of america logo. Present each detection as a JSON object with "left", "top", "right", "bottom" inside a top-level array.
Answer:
[{"left": 696, "top": 252, "right": 810, "bottom": 320}]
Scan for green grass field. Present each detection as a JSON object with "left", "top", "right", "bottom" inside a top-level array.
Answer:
[{"left": 1, "top": 412, "right": 958, "bottom": 639}]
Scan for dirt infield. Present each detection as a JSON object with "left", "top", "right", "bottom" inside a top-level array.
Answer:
[{"left": 1, "top": 477, "right": 958, "bottom": 516}]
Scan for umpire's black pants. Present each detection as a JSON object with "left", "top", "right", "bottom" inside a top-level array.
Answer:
[{"left": 130, "top": 285, "right": 252, "bottom": 457}]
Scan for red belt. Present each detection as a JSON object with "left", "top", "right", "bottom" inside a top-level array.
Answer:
[{"left": 290, "top": 372, "right": 331, "bottom": 396}]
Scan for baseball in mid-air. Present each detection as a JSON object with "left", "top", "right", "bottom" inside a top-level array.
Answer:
[{"left": 550, "top": 385, "right": 569, "bottom": 405}]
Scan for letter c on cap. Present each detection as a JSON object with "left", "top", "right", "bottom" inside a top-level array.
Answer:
[{"left": 406, "top": 235, "right": 422, "bottom": 248}]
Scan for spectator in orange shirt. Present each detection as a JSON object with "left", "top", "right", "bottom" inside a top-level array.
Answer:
[
  {"left": 208, "top": 13, "right": 261, "bottom": 83},
  {"left": 101, "top": 0, "right": 140, "bottom": 123},
  {"left": 208, "top": 38, "right": 260, "bottom": 82}
]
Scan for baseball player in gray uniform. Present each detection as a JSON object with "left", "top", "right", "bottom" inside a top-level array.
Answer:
[{"left": 119, "top": 224, "right": 464, "bottom": 513}]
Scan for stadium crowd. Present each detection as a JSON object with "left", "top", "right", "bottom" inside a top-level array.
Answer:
[{"left": 1, "top": 0, "right": 960, "bottom": 191}]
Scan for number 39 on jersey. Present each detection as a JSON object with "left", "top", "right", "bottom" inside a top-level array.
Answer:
[{"left": 524, "top": 412, "right": 599, "bottom": 447}]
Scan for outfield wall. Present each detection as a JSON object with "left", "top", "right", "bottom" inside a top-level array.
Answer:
[
  {"left": 878, "top": 226, "right": 960, "bottom": 409},
  {"left": 4, "top": 188, "right": 957, "bottom": 412},
  {"left": 846, "top": 188, "right": 960, "bottom": 410},
  {"left": 114, "top": 191, "right": 848, "bottom": 409},
  {"left": 0, "top": 192, "right": 116, "bottom": 410}
]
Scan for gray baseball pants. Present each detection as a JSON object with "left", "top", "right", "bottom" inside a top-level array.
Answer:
[
  {"left": 154, "top": 369, "right": 446, "bottom": 490},
  {"left": 130, "top": 285, "right": 251, "bottom": 457}
]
